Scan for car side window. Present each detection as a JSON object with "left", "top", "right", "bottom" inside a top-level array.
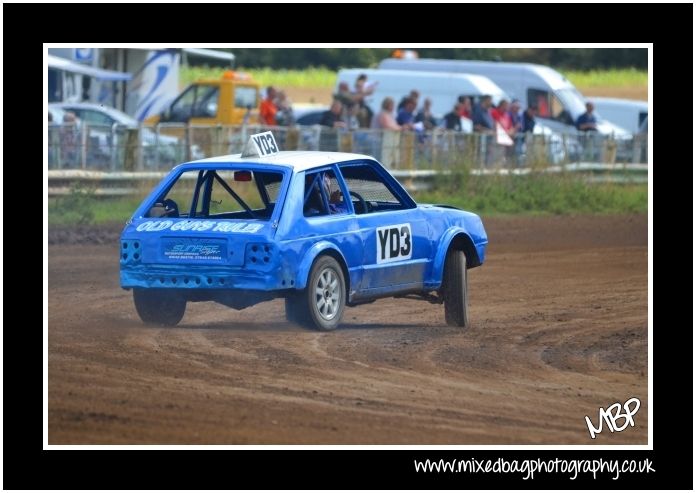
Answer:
[
  {"left": 70, "top": 109, "right": 113, "bottom": 126},
  {"left": 528, "top": 88, "right": 572, "bottom": 125},
  {"left": 303, "top": 172, "right": 328, "bottom": 217},
  {"left": 168, "top": 85, "right": 197, "bottom": 122},
  {"left": 303, "top": 170, "right": 348, "bottom": 217},
  {"left": 528, "top": 88, "right": 550, "bottom": 118},
  {"left": 192, "top": 86, "right": 219, "bottom": 118},
  {"left": 338, "top": 163, "right": 406, "bottom": 215},
  {"left": 234, "top": 86, "right": 257, "bottom": 109}
]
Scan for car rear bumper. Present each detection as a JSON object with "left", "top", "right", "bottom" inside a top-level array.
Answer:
[{"left": 120, "top": 265, "right": 294, "bottom": 291}]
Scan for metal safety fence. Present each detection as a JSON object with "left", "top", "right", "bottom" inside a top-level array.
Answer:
[
  {"left": 48, "top": 123, "right": 648, "bottom": 172},
  {"left": 47, "top": 163, "right": 649, "bottom": 197}
]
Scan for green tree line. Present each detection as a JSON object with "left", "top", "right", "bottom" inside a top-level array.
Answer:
[{"left": 218, "top": 48, "right": 646, "bottom": 71}]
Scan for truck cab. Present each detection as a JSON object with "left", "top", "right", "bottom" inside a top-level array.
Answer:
[{"left": 145, "top": 70, "right": 260, "bottom": 126}]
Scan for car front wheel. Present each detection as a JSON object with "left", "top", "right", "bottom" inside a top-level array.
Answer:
[
  {"left": 133, "top": 289, "right": 186, "bottom": 327},
  {"left": 442, "top": 249, "right": 469, "bottom": 328}
]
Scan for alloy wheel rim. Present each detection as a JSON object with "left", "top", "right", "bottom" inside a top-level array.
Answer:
[{"left": 314, "top": 268, "right": 340, "bottom": 320}]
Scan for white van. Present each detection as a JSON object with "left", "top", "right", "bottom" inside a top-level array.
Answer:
[
  {"left": 378, "top": 58, "right": 631, "bottom": 137},
  {"left": 590, "top": 97, "right": 647, "bottom": 134},
  {"left": 335, "top": 68, "right": 508, "bottom": 120},
  {"left": 335, "top": 68, "right": 571, "bottom": 163}
]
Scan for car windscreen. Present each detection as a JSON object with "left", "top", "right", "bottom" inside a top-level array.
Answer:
[{"left": 147, "top": 168, "right": 284, "bottom": 221}]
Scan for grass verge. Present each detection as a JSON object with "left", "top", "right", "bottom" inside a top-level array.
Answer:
[
  {"left": 181, "top": 66, "right": 647, "bottom": 95},
  {"left": 48, "top": 175, "right": 647, "bottom": 227},
  {"left": 49, "top": 195, "right": 143, "bottom": 226},
  {"left": 561, "top": 68, "right": 648, "bottom": 91},
  {"left": 181, "top": 66, "right": 337, "bottom": 89},
  {"left": 414, "top": 174, "right": 647, "bottom": 215}
]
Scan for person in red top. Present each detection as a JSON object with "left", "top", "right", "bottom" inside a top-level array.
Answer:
[
  {"left": 259, "top": 86, "right": 278, "bottom": 126},
  {"left": 491, "top": 99, "right": 513, "bottom": 134},
  {"left": 457, "top": 96, "right": 472, "bottom": 119}
]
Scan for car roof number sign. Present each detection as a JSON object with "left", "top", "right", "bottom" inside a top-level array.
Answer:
[{"left": 242, "top": 131, "right": 279, "bottom": 158}]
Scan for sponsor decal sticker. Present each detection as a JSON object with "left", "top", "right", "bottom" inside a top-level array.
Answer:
[
  {"left": 136, "top": 220, "right": 263, "bottom": 234},
  {"left": 162, "top": 238, "right": 225, "bottom": 261}
]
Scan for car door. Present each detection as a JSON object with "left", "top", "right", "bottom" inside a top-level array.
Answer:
[
  {"left": 292, "top": 167, "right": 363, "bottom": 293},
  {"left": 337, "top": 162, "right": 431, "bottom": 294}
]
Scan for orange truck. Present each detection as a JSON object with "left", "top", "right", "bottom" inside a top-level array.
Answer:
[{"left": 145, "top": 70, "right": 261, "bottom": 126}]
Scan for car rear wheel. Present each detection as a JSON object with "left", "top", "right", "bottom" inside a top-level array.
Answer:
[
  {"left": 285, "top": 292, "right": 312, "bottom": 326},
  {"left": 290, "top": 256, "right": 346, "bottom": 331},
  {"left": 307, "top": 256, "right": 346, "bottom": 331},
  {"left": 442, "top": 249, "right": 469, "bottom": 328},
  {"left": 133, "top": 289, "right": 186, "bottom": 327}
]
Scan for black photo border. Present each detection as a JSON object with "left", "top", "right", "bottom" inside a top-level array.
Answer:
[{"left": 20, "top": 1, "right": 692, "bottom": 490}]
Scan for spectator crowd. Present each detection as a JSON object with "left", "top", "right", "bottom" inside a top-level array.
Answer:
[
  {"left": 258, "top": 73, "right": 547, "bottom": 142},
  {"left": 259, "top": 72, "right": 602, "bottom": 137}
]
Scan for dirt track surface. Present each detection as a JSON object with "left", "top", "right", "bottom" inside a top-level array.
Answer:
[{"left": 48, "top": 214, "right": 648, "bottom": 444}]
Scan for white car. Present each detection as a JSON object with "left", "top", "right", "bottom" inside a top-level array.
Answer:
[{"left": 49, "top": 102, "right": 204, "bottom": 167}]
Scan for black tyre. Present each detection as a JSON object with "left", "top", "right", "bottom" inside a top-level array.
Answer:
[
  {"left": 133, "top": 289, "right": 186, "bottom": 327},
  {"left": 284, "top": 291, "right": 312, "bottom": 326},
  {"left": 299, "top": 256, "right": 346, "bottom": 331},
  {"left": 442, "top": 249, "right": 469, "bottom": 327}
]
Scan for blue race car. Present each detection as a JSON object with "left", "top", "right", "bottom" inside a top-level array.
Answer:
[{"left": 120, "top": 132, "right": 487, "bottom": 331}]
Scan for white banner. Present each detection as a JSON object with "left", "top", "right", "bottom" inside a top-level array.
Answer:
[{"left": 496, "top": 122, "right": 514, "bottom": 146}]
